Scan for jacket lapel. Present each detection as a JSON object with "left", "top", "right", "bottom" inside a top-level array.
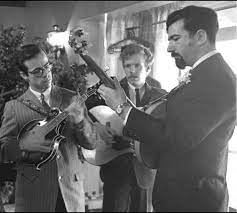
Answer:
[
  {"left": 120, "top": 77, "right": 130, "bottom": 98},
  {"left": 141, "top": 83, "right": 152, "bottom": 106},
  {"left": 23, "top": 88, "right": 42, "bottom": 106}
]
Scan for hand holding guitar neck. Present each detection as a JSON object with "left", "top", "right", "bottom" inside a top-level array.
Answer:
[
  {"left": 68, "top": 27, "right": 135, "bottom": 108},
  {"left": 98, "top": 77, "right": 128, "bottom": 111}
]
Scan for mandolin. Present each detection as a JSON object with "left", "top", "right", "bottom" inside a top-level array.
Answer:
[{"left": 17, "top": 84, "right": 99, "bottom": 171}]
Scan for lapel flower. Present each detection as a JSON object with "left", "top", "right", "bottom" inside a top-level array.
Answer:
[{"left": 178, "top": 69, "right": 192, "bottom": 86}]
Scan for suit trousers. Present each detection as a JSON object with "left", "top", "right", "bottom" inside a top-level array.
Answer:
[
  {"left": 55, "top": 187, "right": 67, "bottom": 212},
  {"left": 100, "top": 153, "right": 148, "bottom": 212}
]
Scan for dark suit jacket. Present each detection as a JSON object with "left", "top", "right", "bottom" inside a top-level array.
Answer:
[
  {"left": 0, "top": 85, "right": 99, "bottom": 212},
  {"left": 124, "top": 53, "right": 236, "bottom": 211}
]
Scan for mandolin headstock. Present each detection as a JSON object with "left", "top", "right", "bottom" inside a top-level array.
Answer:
[{"left": 68, "top": 27, "right": 92, "bottom": 55}]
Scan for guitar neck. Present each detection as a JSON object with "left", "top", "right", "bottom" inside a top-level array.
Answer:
[
  {"left": 79, "top": 53, "right": 115, "bottom": 89},
  {"left": 80, "top": 53, "right": 137, "bottom": 108}
]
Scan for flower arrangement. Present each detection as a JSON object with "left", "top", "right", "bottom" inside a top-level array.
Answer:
[
  {"left": 177, "top": 69, "right": 192, "bottom": 86},
  {"left": 53, "top": 62, "right": 94, "bottom": 94}
]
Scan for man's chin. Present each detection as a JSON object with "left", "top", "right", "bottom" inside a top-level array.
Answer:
[
  {"left": 175, "top": 59, "right": 186, "bottom": 70},
  {"left": 128, "top": 79, "right": 143, "bottom": 88},
  {"left": 41, "top": 81, "right": 52, "bottom": 90}
]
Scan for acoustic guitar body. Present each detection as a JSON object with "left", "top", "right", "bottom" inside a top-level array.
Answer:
[{"left": 81, "top": 105, "right": 134, "bottom": 166}]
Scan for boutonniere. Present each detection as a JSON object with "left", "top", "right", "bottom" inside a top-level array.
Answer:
[{"left": 177, "top": 70, "right": 192, "bottom": 86}]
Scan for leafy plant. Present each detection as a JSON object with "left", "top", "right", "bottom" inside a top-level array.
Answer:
[
  {"left": 0, "top": 181, "right": 15, "bottom": 205},
  {"left": 0, "top": 25, "right": 27, "bottom": 208},
  {"left": 0, "top": 25, "right": 28, "bottom": 97}
]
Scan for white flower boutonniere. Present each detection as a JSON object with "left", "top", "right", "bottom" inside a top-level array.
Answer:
[{"left": 178, "top": 70, "right": 192, "bottom": 86}]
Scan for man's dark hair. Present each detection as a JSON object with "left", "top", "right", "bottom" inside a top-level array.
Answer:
[
  {"left": 119, "top": 44, "right": 154, "bottom": 67},
  {"left": 17, "top": 44, "right": 47, "bottom": 75},
  {"left": 166, "top": 5, "right": 219, "bottom": 44}
]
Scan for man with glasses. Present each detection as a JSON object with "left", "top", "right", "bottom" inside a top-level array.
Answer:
[{"left": 0, "top": 44, "right": 101, "bottom": 212}]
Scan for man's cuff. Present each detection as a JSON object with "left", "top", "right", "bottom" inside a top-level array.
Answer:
[
  {"left": 21, "top": 150, "right": 30, "bottom": 162},
  {"left": 122, "top": 106, "right": 133, "bottom": 126}
]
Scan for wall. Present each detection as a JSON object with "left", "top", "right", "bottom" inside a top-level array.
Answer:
[
  {"left": 0, "top": 6, "right": 26, "bottom": 28},
  {"left": 0, "top": 1, "right": 141, "bottom": 41},
  {"left": 25, "top": 1, "right": 141, "bottom": 40}
]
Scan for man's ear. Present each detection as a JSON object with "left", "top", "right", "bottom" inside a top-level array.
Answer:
[
  {"left": 19, "top": 71, "right": 28, "bottom": 81},
  {"left": 195, "top": 29, "right": 207, "bottom": 46},
  {"left": 146, "top": 65, "right": 151, "bottom": 74}
]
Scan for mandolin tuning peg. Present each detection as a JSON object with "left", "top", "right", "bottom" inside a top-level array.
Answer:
[
  {"left": 74, "top": 29, "right": 84, "bottom": 37},
  {"left": 104, "top": 66, "right": 110, "bottom": 73}
]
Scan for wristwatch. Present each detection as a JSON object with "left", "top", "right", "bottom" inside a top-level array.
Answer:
[{"left": 115, "top": 102, "right": 130, "bottom": 115}]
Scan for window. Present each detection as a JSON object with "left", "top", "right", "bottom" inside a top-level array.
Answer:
[{"left": 216, "top": 6, "right": 237, "bottom": 210}]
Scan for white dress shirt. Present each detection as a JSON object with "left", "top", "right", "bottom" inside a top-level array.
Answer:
[
  {"left": 192, "top": 50, "right": 218, "bottom": 69},
  {"left": 30, "top": 86, "right": 51, "bottom": 106},
  {"left": 127, "top": 82, "right": 146, "bottom": 106}
]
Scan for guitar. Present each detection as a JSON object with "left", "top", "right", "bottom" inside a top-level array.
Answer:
[
  {"left": 68, "top": 28, "right": 167, "bottom": 166},
  {"left": 68, "top": 28, "right": 136, "bottom": 165},
  {"left": 17, "top": 84, "right": 100, "bottom": 171},
  {"left": 82, "top": 105, "right": 134, "bottom": 166},
  {"left": 81, "top": 98, "right": 166, "bottom": 166}
]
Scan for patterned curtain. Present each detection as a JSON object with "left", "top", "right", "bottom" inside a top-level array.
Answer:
[{"left": 105, "top": 1, "right": 183, "bottom": 91}]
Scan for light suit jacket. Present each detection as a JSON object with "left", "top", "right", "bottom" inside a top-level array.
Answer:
[
  {"left": 124, "top": 53, "right": 236, "bottom": 211},
  {"left": 0, "top": 85, "right": 99, "bottom": 212}
]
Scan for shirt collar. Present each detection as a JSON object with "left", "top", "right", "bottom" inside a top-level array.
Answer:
[
  {"left": 192, "top": 50, "right": 218, "bottom": 69},
  {"left": 127, "top": 81, "right": 145, "bottom": 91},
  {"left": 30, "top": 86, "right": 51, "bottom": 102}
]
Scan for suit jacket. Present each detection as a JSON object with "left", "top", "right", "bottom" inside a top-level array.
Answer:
[
  {"left": 119, "top": 77, "right": 167, "bottom": 189},
  {"left": 0, "top": 85, "right": 99, "bottom": 212},
  {"left": 124, "top": 53, "right": 236, "bottom": 211}
]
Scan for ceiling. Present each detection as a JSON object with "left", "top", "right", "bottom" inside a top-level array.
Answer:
[{"left": 0, "top": 1, "right": 26, "bottom": 7}]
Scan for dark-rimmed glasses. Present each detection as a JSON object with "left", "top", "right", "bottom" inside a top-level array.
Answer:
[{"left": 28, "top": 62, "right": 53, "bottom": 78}]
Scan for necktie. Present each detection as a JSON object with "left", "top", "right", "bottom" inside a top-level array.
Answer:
[
  {"left": 135, "top": 88, "right": 142, "bottom": 107},
  {"left": 40, "top": 93, "right": 51, "bottom": 113}
]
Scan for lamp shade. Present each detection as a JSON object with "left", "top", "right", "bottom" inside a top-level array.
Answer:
[{"left": 47, "top": 30, "right": 69, "bottom": 48}]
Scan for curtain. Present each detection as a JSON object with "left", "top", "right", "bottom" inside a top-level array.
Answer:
[
  {"left": 152, "top": 2, "right": 182, "bottom": 91},
  {"left": 105, "top": 2, "right": 183, "bottom": 91}
]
